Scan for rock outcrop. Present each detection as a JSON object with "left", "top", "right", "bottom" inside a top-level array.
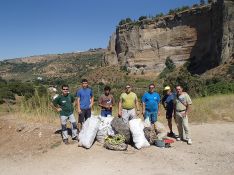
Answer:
[{"left": 103, "top": 0, "right": 234, "bottom": 75}]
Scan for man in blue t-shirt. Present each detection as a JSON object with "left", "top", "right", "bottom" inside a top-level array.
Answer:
[
  {"left": 76, "top": 79, "right": 94, "bottom": 130},
  {"left": 142, "top": 84, "right": 160, "bottom": 124},
  {"left": 162, "top": 86, "right": 176, "bottom": 137}
]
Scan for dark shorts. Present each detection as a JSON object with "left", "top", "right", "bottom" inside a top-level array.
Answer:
[
  {"left": 166, "top": 110, "right": 173, "bottom": 119},
  {"left": 100, "top": 109, "right": 112, "bottom": 117},
  {"left": 79, "top": 109, "right": 91, "bottom": 123}
]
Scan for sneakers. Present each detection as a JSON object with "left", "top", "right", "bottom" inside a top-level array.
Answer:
[
  {"left": 63, "top": 139, "right": 69, "bottom": 145},
  {"left": 187, "top": 139, "right": 192, "bottom": 145},
  {"left": 167, "top": 132, "right": 176, "bottom": 138},
  {"left": 176, "top": 137, "right": 181, "bottom": 141}
]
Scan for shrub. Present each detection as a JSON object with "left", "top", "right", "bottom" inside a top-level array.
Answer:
[
  {"left": 138, "top": 16, "right": 147, "bottom": 21},
  {"left": 159, "top": 57, "right": 176, "bottom": 79}
]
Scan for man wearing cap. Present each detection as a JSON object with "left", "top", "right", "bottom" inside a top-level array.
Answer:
[
  {"left": 173, "top": 85, "right": 192, "bottom": 145},
  {"left": 162, "top": 86, "right": 176, "bottom": 137},
  {"left": 142, "top": 84, "right": 161, "bottom": 125},
  {"left": 118, "top": 85, "right": 140, "bottom": 124}
]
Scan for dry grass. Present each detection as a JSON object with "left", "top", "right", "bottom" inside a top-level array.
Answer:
[
  {"left": 189, "top": 94, "right": 234, "bottom": 123},
  {"left": 1, "top": 94, "right": 234, "bottom": 125}
]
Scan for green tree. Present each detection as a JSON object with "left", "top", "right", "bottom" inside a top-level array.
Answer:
[{"left": 165, "top": 57, "right": 176, "bottom": 71}]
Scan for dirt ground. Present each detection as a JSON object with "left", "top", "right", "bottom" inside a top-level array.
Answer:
[{"left": 0, "top": 115, "right": 234, "bottom": 175}]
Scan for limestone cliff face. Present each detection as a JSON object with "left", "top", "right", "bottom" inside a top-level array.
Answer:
[
  {"left": 104, "top": 0, "right": 234, "bottom": 74},
  {"left": 221, "top": 0, "right": 234, "bottom": 64}
]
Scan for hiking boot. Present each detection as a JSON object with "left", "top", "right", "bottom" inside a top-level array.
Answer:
[
  {"left": 63, "top": 139, "right": 69, "bottom": 145},
  {"left": 72, "top": 136, "right": 78, "bottom": 141},
  {"left": 187, "top": 139, "right": 192, "bottom": 145},
  {"left": 167, "top": 132, "right": 175, "bottom": 138}
]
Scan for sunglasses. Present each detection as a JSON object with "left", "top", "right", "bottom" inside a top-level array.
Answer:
[{"left": 62, "top": 89, "right": 69, "bottom": 91}]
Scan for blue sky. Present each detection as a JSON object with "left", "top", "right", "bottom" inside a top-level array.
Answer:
[{"left": 0, "top": 0, "right": 201, "bottom": 60}]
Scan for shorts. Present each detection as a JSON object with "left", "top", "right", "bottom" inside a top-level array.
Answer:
[
  {"left": 101, "top": 109, "right": 112, "bottom": 117},
  {"left": 166, "top": 110, "right": 173, "bottom": 119},
  {"left": 144, "top": 111, "right": 158, "bottom": 124},
  {"left": 79, "top": 108, "right": 91, "bottom": 123}
]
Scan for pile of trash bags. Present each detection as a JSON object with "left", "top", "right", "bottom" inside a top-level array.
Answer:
[{"left": 78, "top": 115, "right": 168, "bottom": 150}]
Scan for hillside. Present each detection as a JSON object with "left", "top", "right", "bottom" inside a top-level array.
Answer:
[{"left": 0, "top": 49, "right": 105, "bottom": 82}]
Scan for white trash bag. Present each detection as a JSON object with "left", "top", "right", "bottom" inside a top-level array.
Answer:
[
  {"left": 129, "top": 118, "right": 150, "bottom": 149},
  {"left": 78, "top": 115, "right": 100, "bottom": 149},
  {"left": 96, "top": 115, "right": 115, "bottom": 143}
]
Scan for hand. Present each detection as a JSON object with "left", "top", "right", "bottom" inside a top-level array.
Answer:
[
  {"left": 57, "top": 108, "right": 62, "bottom": 112},
  {"left": 158, "top": 111, "right": 160, "bottom": 116},
  {"left": 137, "top": 110, "right": 140, "bottom": 116},
  {"left": 78, "top": 109, "right": 82, "bottom": 114},
  {"left": 182, "top": 112, "right": 187, "bottom": 118}
]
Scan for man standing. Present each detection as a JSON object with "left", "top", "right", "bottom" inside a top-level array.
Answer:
[
  {"left": 162, "top": 86, "right": 176, "bottom": 137},
  {"left": 118, "top": 84, "right": 140, "bottom": 124},
  {"left": 174, "top": 85, "right": 192, "bottom": 145},
  {"left": 98, "top": 85, "right": 115, "bottom": 117},
  {"left": 52, "top": 84, "right": 78, "bottom": 144},
  {"left": 76, "top": 79, "right": 94, "bottom": 130},
  {"left": 142, "top": 84, "right": 161, "bottom": 125}
]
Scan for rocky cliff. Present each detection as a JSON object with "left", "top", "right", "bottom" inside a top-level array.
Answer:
[{"left": 104, "top": 0, "right": 234, "bottom": 75}]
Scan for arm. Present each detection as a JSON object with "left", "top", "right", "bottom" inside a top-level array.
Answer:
[
  {"left": 184, "top": 93, "right": 192, "bottom": 117},
  {"left": 118, "top": 98, "right": 122, "bottom": 117},
  {"left": 90, "top": 96, "right": 94, "bottom": 108},
  {"left": 51, "top": 99, "right": 62, "bottom": 112},
  {"left": 135, "top": 96, "right": 140, "bottom": 116},
  {"left": 142, "top": 102, "right": 146, "bottom": 116},
  {"left": 90, "top": 89, "right": 94, "bottom": 108},
  {"left": 77, "top": 97, "right": 81, "bottom": 114},
  {"left": 98, "top": 97, "right": 108, "bottom": 109},
  {"left": 173, "top": 100, "right": 176, "bottom": 118},
  {"left": 157, "top": 95, "right": 161, "bottom": 116},
  {"left": 157, "top": 103, "right": 161, "bottom": 116}
]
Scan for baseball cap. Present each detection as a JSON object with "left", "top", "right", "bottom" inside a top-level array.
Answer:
[{"left": 164, "top": 86, "right": 171, "bottom": 91}]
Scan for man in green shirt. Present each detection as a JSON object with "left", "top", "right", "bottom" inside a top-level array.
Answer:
[
  {"left": 52, "top": 84, "right": 78, "bottom": 144},
  {"left": 174, "top": 85, "right": 192, "bottom": 145},
  {"left": 118, "top": 84, "right": 140, "bottom": 124}
]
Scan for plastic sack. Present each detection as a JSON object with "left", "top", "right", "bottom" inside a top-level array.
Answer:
[
  {"left": 111, "top": 117, "right": 131, "bottom": 144},
  {"left": 78, "top": 116, "right": 100, "bottom": 149},
  {"left": 129, "top": 119, "right": 150, "bottom": 149},
  {"left": 96, "top": 116, "right": 115, "bottom": 143},
  {"left": 144, "top": 118, "right": 151, "bottom": 128}
]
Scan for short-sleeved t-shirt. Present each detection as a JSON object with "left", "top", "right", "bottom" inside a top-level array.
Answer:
[
  {"left": 98, "top": 94, "right": 115, "bottom": 110},
  {"left": 53, "top": 93, "right": 75, "bottom": 116},
  {"left": 76, "top": 88, "right": 93, "bottom": 110},
  {"left": 120, "top": 92, "right": 137, "bottom": 110},
  {"left": 174, "top": 92, "right": 192, "bottom": 111},
  {"left": 162, "top": 93, "right": 175, "bottom": 112},
  {"left": 142, "top": 92, "right": 160, "bottom": 112}
]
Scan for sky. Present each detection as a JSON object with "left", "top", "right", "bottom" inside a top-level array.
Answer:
[{"left": 0, "top": 0, "right": 201, "bottom": 60}]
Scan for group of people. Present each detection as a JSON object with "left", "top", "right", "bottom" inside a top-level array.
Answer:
[{"left": 52, "top": 79, "right": 192, "bottom": 145}]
